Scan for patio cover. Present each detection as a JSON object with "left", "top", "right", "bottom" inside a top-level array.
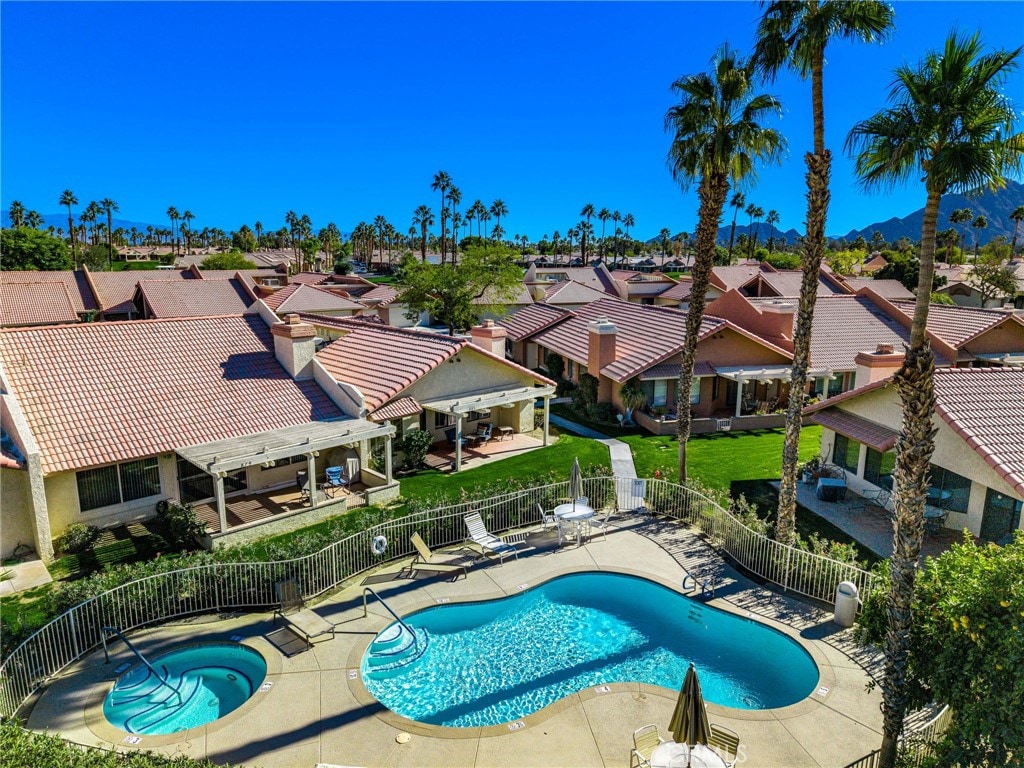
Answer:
[
  {"left": 806, "top": 407, "right": 900, "bottom": 453},
  {"left": 714, "top": 364, "right": 830, "bottom": 382},
  {"left": 419, "top": 384, "right": 556, "bottom": 415},
  {"left": 176, "top": 418, "right": 394, "bottom": 474},
  {"left": 370, "top": 397, "right": 423, "bottom": 422},
  {"left": 972, "top": 352, "right": 1024, "bottom": 366}
]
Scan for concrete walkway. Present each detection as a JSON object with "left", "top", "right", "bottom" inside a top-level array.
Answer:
[
  {"left": 0, "top": 557, "right": 52, "bottom": 597},
  {"left": 29, "top": 517, "right": 884, "bottom": 768},
  {"left": 549, "top": 414, "right": 637, "bottom": 479}
]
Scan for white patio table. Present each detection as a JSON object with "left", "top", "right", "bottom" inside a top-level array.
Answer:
[
  {"left": 553, "top": 502, "right": 595, "bottom": 547},
  {"left": 650, "top": 741, "right": 727, "bottom": 768}
]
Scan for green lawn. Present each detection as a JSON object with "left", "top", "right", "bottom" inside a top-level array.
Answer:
[
  {"left": 622, "top": 426, "right": 822, "bottom": 490},
  {"left": 367, "top": 275, "right": 396, "bottom": 284},
  {"left": 548, "top": 403, "right": 645, "bottom": 438}
]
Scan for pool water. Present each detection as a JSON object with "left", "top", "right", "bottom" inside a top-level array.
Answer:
[
  {"left": 361, "top": 572, "right": 819, "bottom": 728},
  {"left": 103, "top": 643, "right": 267, "bottom": 735}
]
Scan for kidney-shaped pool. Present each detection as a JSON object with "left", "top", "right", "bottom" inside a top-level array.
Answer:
[{"left": 361, "top": 571, "right": 819, "bottom": 728}]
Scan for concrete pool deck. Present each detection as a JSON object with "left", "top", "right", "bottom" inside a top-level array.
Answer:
[{"left": 25, "top": 514, "right": 885, "bottom": 767}]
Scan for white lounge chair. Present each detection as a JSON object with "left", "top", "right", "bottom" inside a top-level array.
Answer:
[{"left": 463, "top": 512, "right": 518, "bottom": 564}]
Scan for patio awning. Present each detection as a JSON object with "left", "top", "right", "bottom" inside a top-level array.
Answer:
[
  {"left": 370, "top": 397, "right": 423, "bottom": 422},
  {"left": 714, "top": 364, "right": 832, "bottom": 382},
  {"left": 639, "top": 361, "right": 715, "bottom": 380},
  {"left": 420, "top": 384, "right": 556, "bottom": 415},
  {"left": 176, "top": 418, "right": 394, "bottom": 474},
  {"left": 806, "top": 407, "right": 900, "bottom": 453},
  {"left": 973, "top": 352, "right": 1024, "bottom": 366}
]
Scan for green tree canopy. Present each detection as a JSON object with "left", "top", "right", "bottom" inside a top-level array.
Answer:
[
  {"left": 395, "top": 244, "right": 523, "bottom": 336},
  {"left": 0, "top": 227, "right": 72, "bottom": 271},
  {"left": 200, "top": 252, "right": 257, "bottom": 270},
  {"left": 82, "top": 243, "right": 116, "bottom": 271}
]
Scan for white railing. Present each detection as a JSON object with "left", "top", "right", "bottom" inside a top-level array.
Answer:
[{"left": 0, "top": 476, "right": 874, "bottom": 718}]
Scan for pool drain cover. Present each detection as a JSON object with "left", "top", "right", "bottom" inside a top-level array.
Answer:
[{"left": 396, "top": 733, "right": 411, "bottom": 744}]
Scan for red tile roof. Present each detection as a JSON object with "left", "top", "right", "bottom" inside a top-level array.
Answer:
[
  {"left": 529, "top": 266, "right": 619, "bottom": 296},
  {"left": 0, "top": 270, "right": 98, "bottom": 313},
  {"left": 87, "top": 269, "right": 194, "bottom": 314},
  {"left": 0, "top": 316, "right": 343, "bottom": 474},
  {"left": 541, "top": 280, "right": 614, "bottom": 305},
  {"left": 359, "top": 284, "right": 400, "bottom": 305},
  {"left": 288, "top": 272, "right": 334, "bottom": 285},
  {"left": 843, "top": 278, "right": 914, "bottom": 299},
  {"left": 890, "top": 300, "right": 1020, "bottom": 348},
  {"left": 498, "top": 303, "right": 575, "bottom": 341},
  {"left": 137, "top": 279, "right": 254, "bottom": 318},
  {"left": 658, "top": 279, "right": 694, "bottom": 302},
  {"left": 0, "top": 282, "right": 80, "bottom": 327},
  {"left": 806, "top": 408, "right": 900, "bottom": 453},
  {"left": 639, "top": 361, "right": 716, "bottom": 379},
  {"left": 263, "top": 283, "right": 364, "bottom": 313},
  {"left": 370, "top": 397, "right": 423, "bottom": 422},
  {"left": 711, "top": 263, "right": 775, "bottom": 291}
]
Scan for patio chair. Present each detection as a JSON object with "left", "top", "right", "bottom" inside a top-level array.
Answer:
[
  {"left": 575, "top": 496, "right": 589, "bottom": 507},
  {"left": 445, "top": 427, "right": 466, "bottom": 448},
  {"left": 475, "top": 422, "right": 493, "bottom": 444},
  {"left": 861, "top": 486, "right": 891, "bottom": 510},
  {"left": 538, "top": 503, "right": 558, "bottom": 531},
  {"left": 708, "top": 723, "right": 741, "bottom": 768},
  {"left": 463, "top": 512, "right": 518, "bottom": 564},
  {"left": 295, "top": 470, "right": 312, "bottom": 503},
  {"left": 630, "top": 724, "right": 664, "bottom": 768},
  {"left": 409, "top": 532, "right": 473, "bottom": 578},
  {"left": 273, "top": 578, "right": 337, "bottom": 651},
  {"left": 588, "top": 506, "right": 614, "bottom": 542},
  {"left": 321, "top": 465, "right": 348, "bottom": 498}
]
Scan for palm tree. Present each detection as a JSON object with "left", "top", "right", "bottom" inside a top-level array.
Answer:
[
  {"left": 659, "top": 227, "right": 672, "bottom": 265},
  {"left": 448, "top": 186, "right": 462, "bottom": 260},
  {"left": 489, "top": 199, "right": 508, "bottom": 241},
  {"left": 8, "top": 201, "right": 25, "bottom": 228},
  {"left": 254, "top": 220, "right": 263, "bottom": 249},
  {"left": 765, "top": 209, "right": 780, "bottom": 252},
  {"left": 431, "top": 170, "right": 452, "bottom": 264},
  {"left": 949, "top": 207, "right": 973, "bottom": 258},
  {"left": 754, "top": 0, "right": 894, "bottom": 546},
  {"left": 623, "top": 213, "right": 636, "bottom": 260},
  {"left": 726, "top": 191, "right": 745, "bottom": 262},
  {"left": 846, "top": 31, "right": 1021, "bottom": 768},
  {"left": 480, "top": 209, "right": 491, "bottom": 241},
  {"left": 82, "top": 202, "right": 101, "bottom": 246},
  {"left": 412, "top": 205, "right": 434, "bottom": 262},
  {"left": 60, "top": 189, "right": 79, "bottom": 264},
  {"left": 25, "top": 210, "right": 43, "bottom": 229},
  {"left": 374, "top": 215, "right": 388, "bottom": 271},
  {"left": 665, "top": 44, "right": 785, "bottom": 482},
  {"left": 1010, "top": 205, "right": 1024, "bottom": 255},
  {"left": 744, "top": 203, "right": 758, "bottom": 258},
  {"left": 101, "top": 198, "right": 119, "bottom": 269},
  {"left": 611, "top": 211, "right": 622, "bottom": 264},
  {"left": 971, "top": 214, "right": 988, "bottom": 258},
  {"left": 749, "top": 205, "right": 765, "bottom": 257},
  {"left": 181, "top": 210, "right": 195, "bottom": 254},
  {"left": 580, "top": 203, "right": 596, "bottom": 259},
  {"left": 598, "top": 208, "right": 610, "bottom": 258},
  {"left": 166, "top": 206, "right": 180, "bottom": 256}
]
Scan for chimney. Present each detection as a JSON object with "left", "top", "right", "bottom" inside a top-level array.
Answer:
[
  {"left": 271, "top": 313, "right": 317, "bottom": 379},
  {"left": 587, "top": 318, "right": 617, "bottom": 401},
  {"left": 758, "top": 301, "right": 797, "bottom": 342},
  {"left": 853, "top": 343, "right": 904, "bottom": 388},
  {"left": 470, "top": 319, "right": 509, "bottom": 358}
]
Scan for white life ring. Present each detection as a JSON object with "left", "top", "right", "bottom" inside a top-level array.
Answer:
[{"left": 371, "top": 535, "right": 388, "bottom": 556}]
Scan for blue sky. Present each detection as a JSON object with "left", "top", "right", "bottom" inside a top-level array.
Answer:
[{"left": 2, "top": 1, "right": 1022, "bottom": 241}]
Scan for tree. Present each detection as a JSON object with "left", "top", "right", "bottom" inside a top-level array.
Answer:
[
  {"left": 859, "top": 533, "right": 1024, "bottom": 766},
  {"left": 82, "top": 243, "right": 115, "bottom": 271},
  {"left": 971, "top": 214, "right": 988, "bottom": 257},
  {"left": 748, "top": 205, "right": 765, "bottom": 257},
  {"left": 1, "top": 227, "right": 73, "bottom": 271},
  {"left": 754, "top": 0, "right": 894, "bottom": 547},
  {"left": 431, "top": 170, "right": 452, "bottom": 264},
  {"left": 200, "top": 252, "right": 258, "bottom": 270},
  {"left": 100, "top": 198, "right": 118, "bottom": 270},
  {"left": 846, "top": 31, "right": 1022, "bottom": 768},
  {"left": 395, "top": 243, "right": 523, "bottom": 336},
  {"left": 1010, "top": 204, "right": 1024, "bottom": 255},
  {"left": 8, "top": 201, "right": 26, "bottom": 228},
  {"left": 765, "top": 209, "right": 780, "bottom": 252},
  {"left": 299, "top": 236, "right": 322, "bottom": 270},
  {"left": 726, "top": 192, "right": 745, "bottom": 262},
  {"left": 166, "top": 206, "right": 180, "bottom": 256},
  {"left": 580, "top": 203, "right": 596, "bottom": 259},
  {"left": 665, "top": 44, "right": 784, "bottom": 482},
  {"left": 59, "top": 189, "right": 79, "bottom": 265},
  {"left": 232, "top": 225, "right": 257, "bottom": 253},
  {"left": 949, "top": 206, "right": 973, "bottom": 256},
  {"left": 619, "top": 377, "right": 647, "bottom": 426},
  {"left": 970, "top": 250, "right": 1017, "bottom": 303},
  {"left": 25, "top": 211, "right": 43, "bottom": 230},
  {"left": 598, "top": 208, "right": 610, "bottom": 258},
  {"left": 181, "top": 210, "right": 195, "bottom": 254},
  {"left": 489, "top": 199, "right": 508, "bottom": 240}
]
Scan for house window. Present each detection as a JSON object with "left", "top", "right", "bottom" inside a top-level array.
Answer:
[
  {"left": 434, "top": 412, "right": 456, "bottom": 429},
  {"left": 832, "top": 434, "right": 860, "bottom": 474},
  {"left": 864, "top": 448, "right": 895, "bottom": 488},
  {"left": 690, "top": 379, "right": 701, "bottom": 405},
  {"left": 652, "top": 380, "right": 668, "bottom": 407},
  {"left": 466, "top": 409, "right": 491, "bottom": 423},
  {"left": 176, "top": 456, "right": 247, "bottom": 504},
  {"left": 928, "top": 464, "right": 971, "bottom": 514},
  {"left": 77, "top": 457, "right": 161, "bottom": 512},
  {"left": 259, "top": 454, "right": 305, "bottom": 471},
  {"left": 980, "top": 488, "right": 1022, "bottom": 543},
  {"left": 567, "top": 360, "right": 576, "bottom": 380}
]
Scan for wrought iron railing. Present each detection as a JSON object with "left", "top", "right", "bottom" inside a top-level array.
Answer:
[{"left": 0, "top": 475, "right": 878, "bottom": 718}]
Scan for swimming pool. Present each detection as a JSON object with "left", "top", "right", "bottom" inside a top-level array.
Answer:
[
  {"left": 361, "top": 572, "right": 819, "bottom": 728},
  {"left": 103, "top": 642, "right": 267, "bottom": 735}
]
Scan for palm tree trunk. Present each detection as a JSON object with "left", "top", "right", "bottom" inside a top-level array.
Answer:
[
  {"left": 727, "top": 209, "right": 739, "bottom": 262},
  {"left": 67, "top": 210, "right": 77, "bottom": 267},
  {"left": 878, "top": 187, "right": 941, "bottom": 768},
  {"left": 677, "top": 173, "right": 729, "bottom": 481},
  {"left": 777, "top": 149, "right": 832, "bottom": 545}
]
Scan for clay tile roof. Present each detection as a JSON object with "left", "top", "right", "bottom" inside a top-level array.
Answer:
[
  {"left": 806, "top": 408, "right": 900, "bottom": 453},
  {"left": 932, "top": 367, "right": 1024, "bottom": 497},
  {"left": 659, "top": 279, "right": 694, "bottom": 301},
  {"left": 640, "top": 361, "right": 715, "bottom": 379},
  {"left": 288, "top": 272, "right": 333, "bottom": 285},
  {"left": 137, "top": 279, "right": 254, "bottom": 318},
  {"left": 759, "top": 271, "right": 843, "bottom": 297},
  {"left": 531, "top": 267, "right": 619, "bottom": 296},
  {"left": 370, "top": 397, "right": 423, "bottom": 422},
  {"left": 264, "top": 283, "right": 364, "bottom": 313},
  {"left": 472, "top": 283, "right": 534, "bottom": 306},
  {"left": 0, "top": 316, "right": 343, "bottom": 474},
  {"left": 0, "top": 282, "right": 79, "bottom": 326},
  {"left": 498, "top": 303, "right": 575, "bottom": 341},
  {"left": 541, "top": 280, "right": 613, "bottom": 305},
  {"left": 88, "top": 270, "right": 192, "bottom": 313},
  {"left": 317, "top": 326, "right": 466, "bottom": 410},
  {"left": 0, "top": 270, "right": 98, "bottom": 313},
  {"left": 359, "top": 284, "right": 401, "bottom": 305},
  {"left": 843, "top": 279, "right": 913, "bottom": 299},
  {"left": 711, "top": 263, "right": 773, "bottom": 291},
  {"left": 890, "top": 300, "right": 1016, "bottom": 348}
]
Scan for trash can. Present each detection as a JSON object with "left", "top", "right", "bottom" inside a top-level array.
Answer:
[{"left": 833, "top": 581, "right": 860, "bottom": 628}]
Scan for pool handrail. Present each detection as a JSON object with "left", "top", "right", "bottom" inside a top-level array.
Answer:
[
  {"left": 100, "top": 626, "right": 182, "bottom": 702},
  {"left": 362, "top": 587, "right": 417, "bottom": 651}
]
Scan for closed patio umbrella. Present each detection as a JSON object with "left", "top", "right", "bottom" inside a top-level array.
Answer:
[
  {"left": 669, "top": 663, "right": 711, "bottom": 752},
  {"left": 568, "top": 457, "right": 583, "bottom": 507}
]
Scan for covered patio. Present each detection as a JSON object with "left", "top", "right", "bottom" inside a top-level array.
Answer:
[
  {"left": 714, "top": 364, "right": 833, "bottom": 418},
  {"left": 177, "top": 418, "right": 396, "bottom": 540},
  {"left": 423, "top": 432, "right": 546, "bottom": 472}
]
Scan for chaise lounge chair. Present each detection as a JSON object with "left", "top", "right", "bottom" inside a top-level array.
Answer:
[
  {"left": 410, "top": 532, "right": 474, "bottom": 579},
  {"left": 273, "top": 578, "right": 337, "bottom": 651},
  {"left": 463, "top": 512, "right": 518, "bottom": 564}
]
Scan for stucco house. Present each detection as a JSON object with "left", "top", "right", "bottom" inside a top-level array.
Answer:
[{"left": 804, "top": 365, "right": 1023, "bottom": 543}]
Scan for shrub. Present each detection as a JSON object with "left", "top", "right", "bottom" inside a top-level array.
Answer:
[
  {"left": 555, "top": 379, "right": 577, "bottom": 397},
  {"left": 397, "top": 429, "right": 433, "bottom": 470},
  {"left": 544, "top": 351, "right": 565, "bottom": 380},
  {"left": 160, "top": 501, "right": 206, "bottom": 550},
  {"left": 572, "top": 373, "right": 599, "bottom": 411},
  {"left": 586, "top": 402, "right": 617, "bottom": 423},
  {"left": 56, "top": 524, "right": 99, "bottom": 555}
]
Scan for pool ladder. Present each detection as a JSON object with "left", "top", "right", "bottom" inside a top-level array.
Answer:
[
  {"left": 101, "top": 626, "right": 182, "bottom": 702},
  {"left": 682, "top": 568, "right": 715, "bottom": 598},
  {"left": 362, "top": 588, "right": 428, "bottom": 672}
]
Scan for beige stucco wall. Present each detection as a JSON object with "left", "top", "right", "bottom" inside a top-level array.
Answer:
[
  {"left": 819, "top": 386, "right": 1023, "bottom": 537},
  {"left": 0, "top": 467, "right": 35, "bottom": 559},
  {"left": 963, "top": 320, "right": 1024, "bottom": 356}
]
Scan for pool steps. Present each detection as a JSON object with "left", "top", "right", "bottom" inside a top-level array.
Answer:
[{"left": 365, "top": 625, "right": 430, "bottom": 674}]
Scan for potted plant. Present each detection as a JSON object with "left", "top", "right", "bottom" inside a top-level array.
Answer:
[{"left": 799, "top": 457, "right": 822, "bottom": 484}]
